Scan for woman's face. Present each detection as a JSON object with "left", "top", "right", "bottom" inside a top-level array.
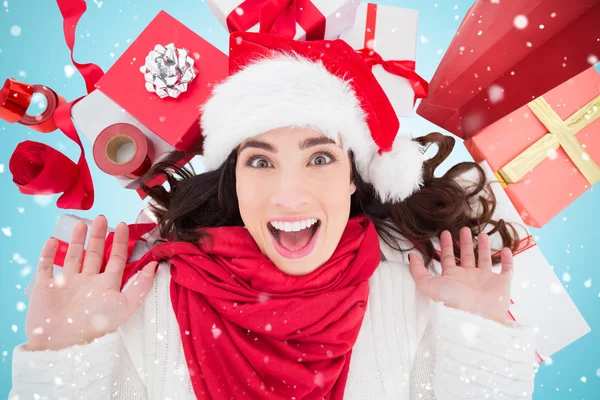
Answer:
[{"left": 235, "top": 127, "right": 356, "bottom": 276}]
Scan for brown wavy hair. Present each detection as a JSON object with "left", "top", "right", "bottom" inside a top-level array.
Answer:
[{"left": 141, "top": 132, "right": 526, "bottom": 271}]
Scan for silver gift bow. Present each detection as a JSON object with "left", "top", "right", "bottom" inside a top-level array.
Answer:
[{"left": 140, "top": 43, "right": 198, "bottom": 99}]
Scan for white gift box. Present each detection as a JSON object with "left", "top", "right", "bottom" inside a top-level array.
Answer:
[
  {"left": 25, "top": 211, "right": 160, "bottom": 298},
  {"left": 435, "top": 160, "right": 591, "bottom": 361},
  {"left": 71, "top": 90, "right": 183, "bottom": 190},
  {"left": 339, "top": 3, "right": 419, "bottom": 117},
  {"left": 206, "top": 0, "right": 360, "bottom": 41}
]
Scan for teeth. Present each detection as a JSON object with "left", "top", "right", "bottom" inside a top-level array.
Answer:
[{"left": 271, "top": 218, "right": 318, "bottom": 232}]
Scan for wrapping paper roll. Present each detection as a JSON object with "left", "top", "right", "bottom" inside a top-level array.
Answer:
[
  {"left": 0, "top": 78, "right": 67, "bottom": 132},
  {"left": 93, "top": 123, "right": 155, "bottom": 179}
]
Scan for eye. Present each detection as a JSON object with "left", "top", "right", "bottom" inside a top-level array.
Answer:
[
  {"left": 247, "top": 157, "right": 272, "bottom": 168},
  {"left": 310, "top": 151, "right": 336, "bottom": 166}
]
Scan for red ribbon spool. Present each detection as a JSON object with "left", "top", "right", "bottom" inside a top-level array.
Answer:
[
  {"left": 93, "top": 123, "right": 155, "bottom": 180},
  {"left": 0, "top": 78, "right": 34, "bottom": 123},
  {"left": 0, "top": 78, "right": 67, "bottom": 132},
  {"left": 20, "top": 84, "right": 68, "bottom": 133}
]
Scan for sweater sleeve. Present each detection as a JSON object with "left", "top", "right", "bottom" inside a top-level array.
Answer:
[
  {"left": 9, "top": 328, "right": 148, "bottom": 399},
  {"left": 410, "top": 299, "right": 537, "bottom": 400}
]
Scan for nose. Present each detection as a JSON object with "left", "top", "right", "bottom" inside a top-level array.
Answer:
[{"left": 269, "top": 171, "right": 312, "bottom": 209}]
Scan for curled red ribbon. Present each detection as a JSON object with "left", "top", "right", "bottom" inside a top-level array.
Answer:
[
  {"left": 358, "top": 48, "right": 429, "bottom": 104},
  {"left": 8, "top": 0, "right": 104, "bottom": 210},
  {"left": 226, "top": 0, "right": 326, "bottom": 40},
  {"left": 9, "top": 141, "right": 79, "bottom": 196},
  {"left": 52, "top": 222, "right": 158, "bottom": 273}
]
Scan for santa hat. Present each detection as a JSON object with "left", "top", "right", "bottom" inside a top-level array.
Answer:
[{"left": 199, "top": 32, "right": 425, "bottom": 203}]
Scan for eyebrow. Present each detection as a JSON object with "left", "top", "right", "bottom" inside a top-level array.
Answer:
[{"left": 238, "top": 136, "right": 337, "bottom": 153}]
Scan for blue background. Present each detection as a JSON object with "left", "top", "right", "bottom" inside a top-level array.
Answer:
[{"left": 0, "top": 0, "right": 598, "bottom": 398}]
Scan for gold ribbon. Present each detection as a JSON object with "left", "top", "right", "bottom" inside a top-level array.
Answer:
[{"left": 495, "top": 94, "right": 600, "bottom": 187}]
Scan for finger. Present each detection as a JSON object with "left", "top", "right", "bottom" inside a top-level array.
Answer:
[
  {"left": 409, "top": 253, "right": 442, "bottom": 301},
  {"left": 81, "top": 215, "right": 108, "bottom": 275},
  {"left": 103, "top": 223, "right": 129, "bottom": 289},
  {"left": 500, "top": 248, "right": 514, "bottom": 276},
  {"left": 439, "top": 230, "right": 457, "bottom": 272},
  {"left": 459, "top": 227, "right": 476, "bottom": 268},
  {"left": 63, "top": 222, "right": 88, "bottom": 277},
  {"left": 408, "top": 253, "right": 432, "bottom": 283},
  {"left": 37, "top": 238, "right": 58, "bottom": 281},
  {"left": 122, "top": 261, "right": 158, "bottom": 316},
  {"left": 477, "top": 232, "right": 492, "bottom": 271}
]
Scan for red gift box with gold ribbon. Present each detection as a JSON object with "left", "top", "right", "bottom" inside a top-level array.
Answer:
[
  {"left": 431, "top": 161, "right": 591, "bottom": 362},
  {"left": 464, "top": 66, "right": 600, "bottom": 228}
]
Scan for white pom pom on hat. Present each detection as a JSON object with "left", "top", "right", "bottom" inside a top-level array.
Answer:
[{"left": 199, "top": 31, "right": 425, "bottom": 203}]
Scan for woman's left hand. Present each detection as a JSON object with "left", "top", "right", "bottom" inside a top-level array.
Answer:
[{"left": 408, "top": 227, "right": 514, "bottom": 325}]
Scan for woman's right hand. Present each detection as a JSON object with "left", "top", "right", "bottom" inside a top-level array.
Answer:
[{"left": 24, "top": 215, "right": 158, "bottom": 351}]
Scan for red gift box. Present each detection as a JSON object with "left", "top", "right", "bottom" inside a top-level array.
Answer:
[
  {"left": 96, "top": 10, "right": 228, "bottom": 153},
  {"left": 417, "top": 0, "right": 600, "bottom": 139},
  {"left": 464, "top": 66, "right": 600, "bottom": 228}
]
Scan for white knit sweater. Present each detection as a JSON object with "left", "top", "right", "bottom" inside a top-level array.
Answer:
[{"left": 10, "top": 238, "right": 537, "bottom": 399}]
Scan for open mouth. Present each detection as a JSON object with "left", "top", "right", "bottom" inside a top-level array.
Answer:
[{"left": 268, "top": 219, "right": 321, "bottom": 256}]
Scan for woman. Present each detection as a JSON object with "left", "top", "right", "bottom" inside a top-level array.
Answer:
[{"left": 11, "top": 32, "right": 537, "bottom": 399}]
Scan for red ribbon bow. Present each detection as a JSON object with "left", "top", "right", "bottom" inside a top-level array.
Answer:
[
  {"left": 53, "top": 222, "right": 158, "bottom": 273},
  {"left": 358, "top": 48, "right": 429, "bottom": 105},
  {"left": 226, "top": 0, "right": 326, "bottom": 40}
]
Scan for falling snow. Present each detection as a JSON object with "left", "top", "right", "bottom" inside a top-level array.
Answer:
[
  {"left": 314, "top": 372, "right": 325, "bottom": 389},
  {"left": 584, "top": 279, "right": 592, "bottom": 288},
  {"left": 258, "top": 292, "right": 271, "bottom": 303},
  {"left": 514, "top": 15, "right": 528, "bottom": 30},
  {"left": 33, "top": 194, "right": 54, "bottom": 207},
  {"left": 212, "top": 324, "right": 222, "bottom": 339},
  {"left": 13, "top": 253, "right": 27, "bottom": 264},
  {"left": 550, "top": 283, "right": 563, "bottom": 294},
  {"left": 64, "top": 65, "right": 76, "bottom": 78},
  {"left": 20, "top": 265, "right": 32, "bottom": 278},
  {"left": 488, "top": 84, "right": 504, "bottom": 104},
  {"left": 2, "top": 227, "right": 12, "bottom": 237},
  {"left": 0, "top": 164, "right": 4, "bottom": 173},
  {"left": 10, "top": 25, "right": 20, "bottom": 36}
]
